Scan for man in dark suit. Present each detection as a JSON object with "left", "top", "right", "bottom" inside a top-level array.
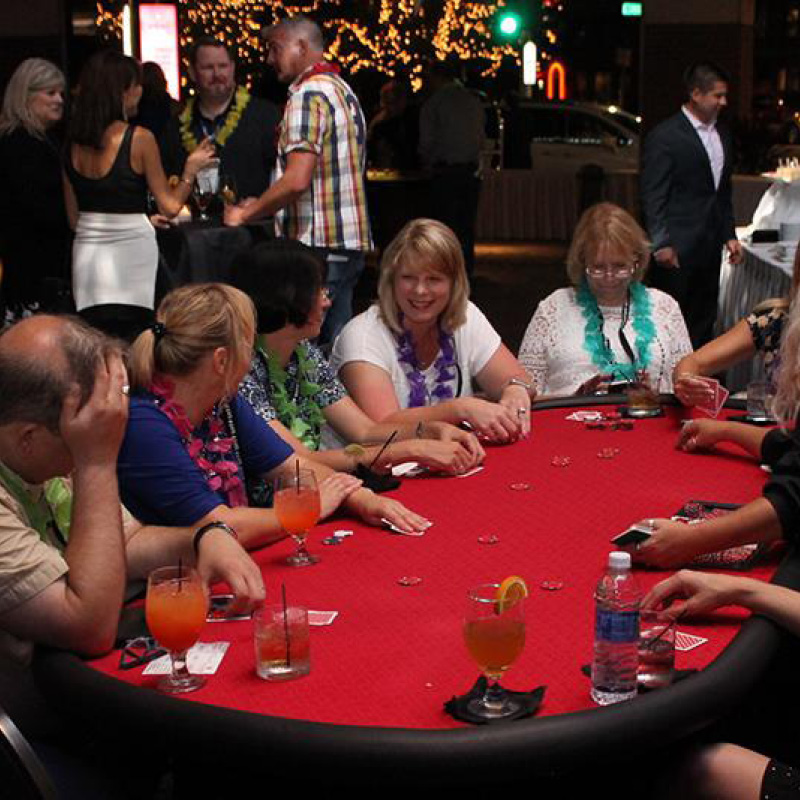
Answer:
[{"left": 640, "top": 62, "right": 743, "bottom": 348}]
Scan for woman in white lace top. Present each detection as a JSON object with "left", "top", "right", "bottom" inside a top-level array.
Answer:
[{"left": 518, "top": 203, "right": 692, "bottom": 397}]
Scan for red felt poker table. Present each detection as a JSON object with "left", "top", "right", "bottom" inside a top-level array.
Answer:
[{"left": 33, "top": 398, "right": 800, "bottom": 788}]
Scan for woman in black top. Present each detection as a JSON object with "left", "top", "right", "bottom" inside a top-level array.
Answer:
[
  {"left": 64, "top": 50, "right": 214, "bottom": 340},
  {"left": 0, "top": 58, "right": 72, "bottom": 322}
]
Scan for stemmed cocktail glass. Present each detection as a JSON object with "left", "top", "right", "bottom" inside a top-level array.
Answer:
[
  {"left": 274, "top": 468, "right": 322, "bottom": 567},
  {"left": 145, "top": 566, "right": 208, "bottom": 694},
  {"left": 463, "top": 580, "right": 527, "bottom": 720}
]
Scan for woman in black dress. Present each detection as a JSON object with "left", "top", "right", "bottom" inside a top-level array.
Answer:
[{"left": 0, "top": 58, "right": 72, "bottom": 322}]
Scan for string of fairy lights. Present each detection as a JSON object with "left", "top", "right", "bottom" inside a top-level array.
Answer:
[{"left": 95, "top": 0, "right": 563, "bottom": 91}]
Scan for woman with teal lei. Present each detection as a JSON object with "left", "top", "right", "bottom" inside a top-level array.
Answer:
[
  {"left": 234, "top": 239, "right": 484, "bottom": 480},
  {"left": 518, "top": 202, "right": 692, "bottom": 397}
]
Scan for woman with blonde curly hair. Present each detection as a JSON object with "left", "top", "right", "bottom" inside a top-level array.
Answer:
[
  {"left": 518, "top": 202, "right": 692, "bottom": 396},
  {"left": 331, "top": 218, "right": 532, "bottom": 443},
  {"left": 0, "top": 58, "right": 72, "bottom": 321},
  {"left": 117, "top": 283, "right": 431, "bottom": 549}
]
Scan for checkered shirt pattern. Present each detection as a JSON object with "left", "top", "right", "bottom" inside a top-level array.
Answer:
[{"left": 273, "top": 71, "right": 372, "bottom": 251}]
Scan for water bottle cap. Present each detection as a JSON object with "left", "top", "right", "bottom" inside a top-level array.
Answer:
[{"left": 608, "top": 551, "right": 631, "bottom": 569}]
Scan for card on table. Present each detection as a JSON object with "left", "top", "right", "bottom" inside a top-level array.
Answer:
[
  {"left": 308, "top": 610, "right": 338, "bottom": 626},
  {"left": 675, "top": 632, "right": 708, "bottom": 652},
  {"left": 143, "top": 641, "right": 230, "bottom": 675}
]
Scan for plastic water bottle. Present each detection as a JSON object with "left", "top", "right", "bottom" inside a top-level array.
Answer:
[{"left": 590, "top": 551, "right": 641, "bottom": 705}]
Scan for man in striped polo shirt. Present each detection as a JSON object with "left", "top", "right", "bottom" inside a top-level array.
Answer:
[{"left": 226, "top": 15, "right": 372, "bottom": 345}]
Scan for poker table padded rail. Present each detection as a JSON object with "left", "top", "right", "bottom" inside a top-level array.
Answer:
[{"left": 32, "top": 396, "right": 799, "bottom": 787}]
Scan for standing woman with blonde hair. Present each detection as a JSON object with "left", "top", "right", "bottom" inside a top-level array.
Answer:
[
  {"left": 331, "top": 218, "right": 533, "bottom": 443},
  {"left": 64, "top": 49, "right": 215, "bottom": 340},
  {"left": 0, "top": 58, "right": 72, "bottom": 322},
  {"left": 118, "top": 283, "right": 431, "bottom": 549}
]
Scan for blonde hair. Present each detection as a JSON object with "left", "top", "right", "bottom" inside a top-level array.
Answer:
[
  {"left": 0, "top": 58, "right": 65, "bottom": 138},
  {"left": 772, "top": 293, "right": 800, "bottom": 426},
  {"left": 377, "top": 218, "right": 469, "bottom": 334},
  {"left": 565, "top": 202, "right": 651, "bottom": 286},
  {"left": 129, "top": 284, "right": 255, "bottom": 390}
]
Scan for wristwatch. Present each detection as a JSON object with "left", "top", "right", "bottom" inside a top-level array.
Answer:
[{"left": 193, "top": 521, "right": 239, "bottom": 554}]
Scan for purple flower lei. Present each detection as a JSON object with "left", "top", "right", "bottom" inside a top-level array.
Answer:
[{"left": 395, "top": 325, "right": 457, "bottom": 407}]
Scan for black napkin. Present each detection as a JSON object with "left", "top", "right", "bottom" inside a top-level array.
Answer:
[
  {"left": 444, "top": 676, "right": 546, "bottom": 724},
  {"left": 579, "top": 663, "right": 697, "bottom": 691},
  {"left": 354, "top": 463, "right": 401, "bottom": 493}
]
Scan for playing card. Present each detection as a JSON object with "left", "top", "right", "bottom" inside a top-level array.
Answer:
[
  {"left": 675, "top": 631, "right": 708, "bottom": 651},
  {"left": 143, "top": 641, "right": 229, "bottom": 675},
  {"left": 456, "top": 466, "right": 484, "bottom": 478},
  {"left": 308, "top": 610, "right": 338, "bottom": 626},
  {"left": 695, "top": 377, "right": 725, "bottom": 418}
]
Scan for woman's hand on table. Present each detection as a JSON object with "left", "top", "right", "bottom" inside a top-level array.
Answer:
[
  {"left": 408, "top": 438, "right": 482, "bottom": 475},
  {"left": 628, "top": 518, "right": 703, "bottom": 569},
  {"left": 318, "top": 473, "right": 364, "bottom": 519},
  {"left": 643, "top": 569, "right": 744, "bottom": 619},
  {"left": 346, "top": 489, "right": 432, "bottom": 535},
  {"left": 423, "top": 421, "right": 486, "bottom": 462},
  {"left": 574, "top": 373, "right": 613, "bottom": 396},
  {"left": 195, "top": 529, "right": 265, "bottom": 613},
  {"left": 498, "top": 384, "right": 532, "bottom": 438},
  {"left": 458, "top": 397, "right": 521, "bottom": 443},
  {"left": 674, "top": 373, "right": 716, "bottom": 407},
  {"left": 677, "top": 419, "right": 729, "bottom": 452}
]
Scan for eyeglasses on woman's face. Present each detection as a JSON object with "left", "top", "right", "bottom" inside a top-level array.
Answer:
[{"left": 585, "top": 263, "right": 636, "bottom": 279}]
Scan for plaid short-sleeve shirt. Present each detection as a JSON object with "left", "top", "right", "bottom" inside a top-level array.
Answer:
[{"left": 273, "top": 67, "right": 372, "bottom": 251}]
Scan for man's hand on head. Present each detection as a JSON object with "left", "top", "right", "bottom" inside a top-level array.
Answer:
[{"left": 60, "top": 351, "right": 129, "bottom": 470}]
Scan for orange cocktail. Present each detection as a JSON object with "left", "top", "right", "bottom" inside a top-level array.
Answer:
[
  {"left": 146, "top": 579, "right": 207, "bottom": 652},
  {"left": 274, "top": 468, "right": 322, "bottom": 567},
  {"left": 145, "top": 566, "right": 208, "bottom": 694},
  {"left": 274, "top": 486, "right": 321, "bottom": 534},
  {"left": 463, "top": 617, "right": 526, "bottom": 680}
]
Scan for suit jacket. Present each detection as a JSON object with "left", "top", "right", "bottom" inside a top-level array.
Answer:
[{"left": 640, "top": 110, "right": 736, "bottom": 272}]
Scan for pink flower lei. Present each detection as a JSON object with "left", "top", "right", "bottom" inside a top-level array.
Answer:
[{"left": 149, "top": 376, "right": 248, "bottom": 507}]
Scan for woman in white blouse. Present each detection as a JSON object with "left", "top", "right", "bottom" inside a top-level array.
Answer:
[
  {"left": 331, "top": 218, "right": 533, "bottom": 443},
  {"left": 518, "top": 202, "right": 692, "bottom": 397}
]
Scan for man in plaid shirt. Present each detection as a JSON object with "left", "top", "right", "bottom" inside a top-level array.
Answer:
[{"left": 226, "top": 15, "right": 372, "bottom": 344}]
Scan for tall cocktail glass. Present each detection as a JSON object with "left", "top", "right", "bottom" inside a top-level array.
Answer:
[
  {"left": 274, "top": 468, "right": 321, "bottom": 567},
  {"left": 463, "top": 582, "right": 526, "bottom": 720},
  {"left": 145, "top": 566, "right": 208, "bottom": 694}
]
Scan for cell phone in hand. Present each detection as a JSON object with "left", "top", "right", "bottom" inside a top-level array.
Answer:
[{"left": 611, "top": 524, "right": 653, "bottom": 547}]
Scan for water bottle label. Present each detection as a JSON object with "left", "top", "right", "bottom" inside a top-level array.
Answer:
[{"left": 595, "top": 609, "right": 639, "bottom": 643}]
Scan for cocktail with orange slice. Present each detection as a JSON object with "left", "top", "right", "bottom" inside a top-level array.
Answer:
[{"left": 463, "top": 576, "right": 528, "bottom": 719}]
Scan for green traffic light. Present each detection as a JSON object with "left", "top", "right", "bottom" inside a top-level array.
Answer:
[{"left": 498, "top": 12, "right": 521, "bottom": 37}]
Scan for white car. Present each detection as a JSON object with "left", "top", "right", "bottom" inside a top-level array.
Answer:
[{"left": 502, "top": 100, "right": 641, "bottom": 174}]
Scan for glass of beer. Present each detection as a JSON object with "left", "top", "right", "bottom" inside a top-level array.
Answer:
[
  {"left": 463, "top": 581, "right": 527, "bottom": 720},
  {"left": 274, "top": 468, "right": 322, "bottom": 567},
  {"left": 145, "top": 566, "right": 208, "bottom": 694}
]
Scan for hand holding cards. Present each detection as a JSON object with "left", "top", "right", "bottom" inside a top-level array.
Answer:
[{"left": 694, "top": 377, "right": 729, "bottom": 418}]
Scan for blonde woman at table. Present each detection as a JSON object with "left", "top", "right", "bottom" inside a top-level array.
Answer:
[
  {"left": 117, "top": 283, "right": 431, "bottom": 548},
  {"left": 518, "top": 202, "right": 693, "bottom": 397},
  {"left": 64, "top": 50, "right": 215, "bottom": 340},
  {"left": 331, "top": 219, "right": 533, "bottom": 443},
  {"left": 233, "top": 239, "right": 484, "bottom": 476},
  {"left": 673, "top": 245, "right": 800, "bottom": 406},
  {"left": 629, "top": 292, "right": 800, "bottom": 569},
  {"left": 644, "top": 570, "right": 800, "bottom": 800}
]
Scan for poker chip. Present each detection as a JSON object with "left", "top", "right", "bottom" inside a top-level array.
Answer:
[
  {"left": 597, "top": 447, "right": 620, "bottom": 459},
  {"left": 551, "top": 456, "right": 571, "bottom": 467},
  {"left": 397, "top": 576, "right": 423, "bottom": 587},
  {"left": 477, "top": 533, "right": 500, "bottom": 545},
  {"left": 509, "top": 482, "right": 532, "bottom": 491},
  {"left": 540, "top": 580, "right": 564, "bottom": 591}
]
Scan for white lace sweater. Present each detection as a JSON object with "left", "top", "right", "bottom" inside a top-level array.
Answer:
[{"left": 518, "top": 286, "right": 692, "bottom": 397}]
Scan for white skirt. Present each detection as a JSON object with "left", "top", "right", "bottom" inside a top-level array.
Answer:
[{"left": 72, "top": 212, "right": 158, "bottom": 311}]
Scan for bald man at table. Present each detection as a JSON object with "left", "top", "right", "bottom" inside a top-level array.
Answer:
[{"left": 0, "top": 315, "right": 263, "bottom": 792}]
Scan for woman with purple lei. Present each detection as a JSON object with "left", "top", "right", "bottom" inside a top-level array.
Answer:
[{"left": 331, "top": 219, "right": 533, "bottom": 443}]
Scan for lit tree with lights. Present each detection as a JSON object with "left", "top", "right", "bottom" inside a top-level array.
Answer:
[{"left": 96, "top": 0, "right": 564, "bottom": 91}]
